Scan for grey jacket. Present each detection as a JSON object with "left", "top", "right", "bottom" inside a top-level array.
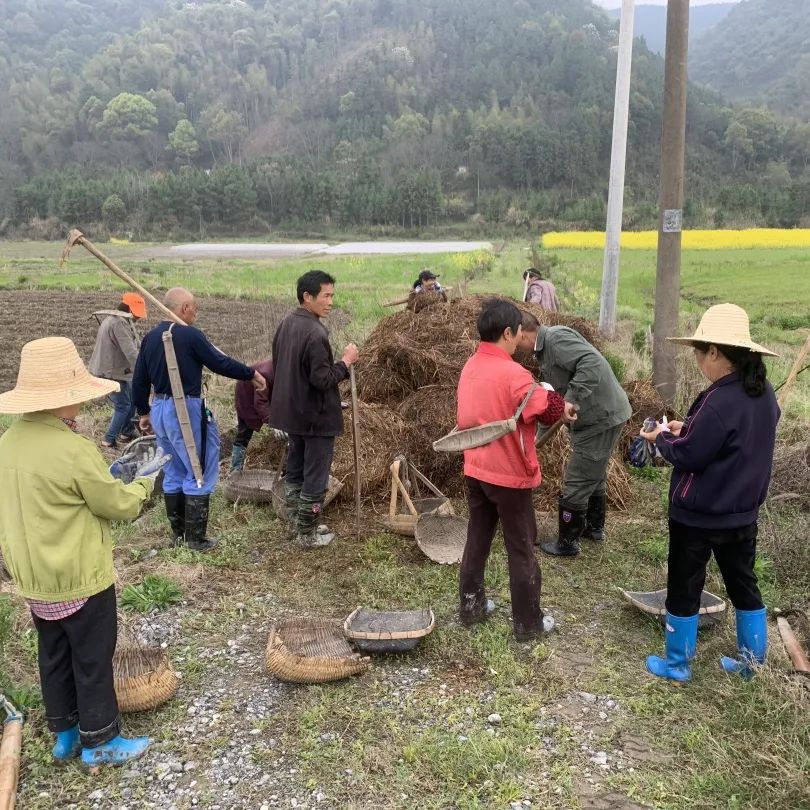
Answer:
[
  {"left": 88, "top": 312, "right": 140, "bottom": 383},
  {"left": 534, "top": 325, "right": 631, "bottom": 438}
]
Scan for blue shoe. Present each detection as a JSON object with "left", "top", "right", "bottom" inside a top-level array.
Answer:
[
  {"left": 52, "top": 726, "right": 81, "bottom": 762},
  {"left": 645, "top": 612, "right": 698, "bottom": 684},
  {"left": 720, "top": 607, "right": 767, "bottom": 678},
  {"left": 81, "top": 735, "right": 151, "bottom": 769}
]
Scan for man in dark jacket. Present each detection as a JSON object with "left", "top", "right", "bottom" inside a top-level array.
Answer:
[
  {"left": 230, "top": 358, "right": 275, "bottom": 472},
  {"left": 270, "top": 270, "right": 359, "bottom": 548},
  {"left": 133, "top": 288, "right": 266, "bottom": 552},
  {"left": 519, "top": 314, "right": 631, "bottom": 557}
]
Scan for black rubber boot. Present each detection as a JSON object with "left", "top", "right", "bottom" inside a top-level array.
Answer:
[
  {"left": 583, "top": 493, "right": 607, "bottom": 543},
  {"left": 295, "top": 493, "right": 335, "bottom": 548},
  {"left": 539, "top": 499, "right": 585, "bottom": 557},
  {"left": 184, "top": 495, "right": 219, "bottom": 553},
  {"left": 282, "top": 480, "right": 302, "bottom": 539},
  {"left": 163, "top": 493, "right": 185, "bottom": 547}
]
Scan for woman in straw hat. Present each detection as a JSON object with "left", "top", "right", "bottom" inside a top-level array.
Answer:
[
  {"left": 0, "top": 337, "right": 169, "bottom": 768},
  {"left": 639, "top": 304, "right": 780, "bottom": 684}
]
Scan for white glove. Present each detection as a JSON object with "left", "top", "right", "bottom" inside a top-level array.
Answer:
[
  {"left": 134, "top": 446, "right": 171, "bottom": 481},
  {"left": 109, "top": 452, "right": 139, "bottom": 483},
  {"left": 270, "top": 428, "right": 289, "bottom": 443},
  {"left": 540, "top": 382, "right": 555, "bottom": 391}
]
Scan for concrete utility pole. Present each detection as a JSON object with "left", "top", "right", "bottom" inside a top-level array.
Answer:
[
  {"left": 653, "top": 0, "right": 689, "bottom": 404},
  {"left": 599, "top": 0, "right": 636, "bottom": 339}
]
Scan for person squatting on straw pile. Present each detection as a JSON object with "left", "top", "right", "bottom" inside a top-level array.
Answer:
[
  {"left": 132, "top": 287, "right": 266, "bottom": 552},
  {"left": 456, "top": 299, "right": 568, "bottom": 641},
  {"left": 639, "top": 304, "right": 780, "bottom": 683},
  {"left": 270, "top": 270, "right": 359, "bottom": 548},
  {"left": 518, "top": 313, "right": 631, "bottom": 557},
  {"left": 0, "top": 338, "right": 170, "bottom": 768},
  {"left": 88, "top": 292, "right": 148, "bottom": 449},
  {"left": 230, "top": 358, "right": 276, "bottom": 473}
]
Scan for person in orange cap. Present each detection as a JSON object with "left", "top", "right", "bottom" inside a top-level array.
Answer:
[{"left": 88, "top": 292, "right": 148, "bottom": 448}]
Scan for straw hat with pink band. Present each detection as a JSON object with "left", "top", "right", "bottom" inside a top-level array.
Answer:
[
  {"left": 668, "top": 303, "right": 778, "bottom": 357},
  {"left": 0, "top": 337, "right": 120, "bottom": 414}
]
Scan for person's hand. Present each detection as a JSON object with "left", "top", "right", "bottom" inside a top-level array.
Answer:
[
  {"left": 563, "top": 402, "right": 578, "bottom": 423},
  {"left": 666, "top": 420, "right": 684, "bottom": 437},
  {"left": 251, "top": 371, "right": 267, "bottom": 391},
  {"left": 109, "top": 453, "right": 139, "bottom": 483},
  {"left": 139, "top": 414, "right": 152, "bottom": 434},
  {"left": 270, "top": 428, "right": 289, "bottom": 442},
  {"left": 640, "top": 414, "right": 671, "bottom": 442},
  {"left": 342, "top": 343, "right": 359, "bottom": 366},
  {"left": 134, "top": 446, "right": 171, "bottom": 481}
]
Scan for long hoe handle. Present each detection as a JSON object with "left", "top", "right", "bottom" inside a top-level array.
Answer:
[{"left": 350, "top": 366, "right": 361, "bottom": 539}]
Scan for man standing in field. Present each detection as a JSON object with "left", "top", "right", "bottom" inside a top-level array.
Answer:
[
  {"left": 519, "top": 312, "right": 631, "bottom": 557},
  {"left": 132, "top": 287, "right": 266, "bottom": 552},
  {"left": 270, "top": 270, "right": 358, "bottom": 548},
  {"left": 88, "top": 292, "right": 147, "bottom": 448}
]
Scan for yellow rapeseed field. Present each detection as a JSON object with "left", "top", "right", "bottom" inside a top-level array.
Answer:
[{"left": 542, "top": 229, "right": 810, "bottom": 250}]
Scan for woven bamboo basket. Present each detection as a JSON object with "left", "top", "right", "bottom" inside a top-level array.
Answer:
[
  {"left": 222, "top": 469, "right": 279, "bottom": 504},
  {"left": 265, "top": 618, "right": 370, "bottom": 684},
  {"left": 379, "top": 457, "right": 453, "bottom": 537},
  {"left": 344, "top": 607, "right": 436, "bottom": 653},
  {"left": 620, "top": 588, "right": 726, "bottom": 629},
  {"left": 113, "top": 646, "right": 180, "bottom": 713},
  {"left": 270, "top": 476, "right": 344, "bottom": 519},
  {"left": 415, "top": 514, "right": 468, "bottom": 565}
]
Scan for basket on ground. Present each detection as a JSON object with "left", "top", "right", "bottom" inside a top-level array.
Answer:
[
  {"left": 270, "top": 476, "right": 344, "bottom": 520},
  {"left": 620, "top": 588, "right": 726, "bottom": 628},
  {"left": 222, "top": 469, "right": 279, "bottom": 504},
  {"left": 343, "top": 607, "right": 436, "bottom": 653},
  {"left": 415, "top": 513, "right": 468, "bottom": 565},
  {"left": 113, "top": 646, "right": 180, "bottom": 713},
  {"left": 265, "top": 618, "right": 370, "bottom": 684}
]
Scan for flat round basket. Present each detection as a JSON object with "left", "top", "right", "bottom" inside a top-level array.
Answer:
[
  {"left": 271, "top": 476, "right": 344, "bottom": 520},
  {"left": 415, "top": 514, "right": 468, "bottom": 565},
  {"left": 265, "top": 618, "right": 370, "bottom": 684},
  {"left": 620, "top": 588, "right": 726, "bottom": 628},
  {"left": 223, "top": 469, "right": 279, "bottom": 504},
  {"left": 344, "top": 607, "right": 436, "bottom": 653},
  {"left": 113, "top": 646, "right": 180, "bottom": 713}
]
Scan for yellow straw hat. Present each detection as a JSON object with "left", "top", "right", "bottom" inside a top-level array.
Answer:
[
  {"left": 0, "top": 337, "right": 120, "bottom": 414},
  {"left": 668, "top": 303, "right": 777, "bottom": 357}
]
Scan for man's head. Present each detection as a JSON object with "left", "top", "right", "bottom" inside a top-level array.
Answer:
[
  {"left": 164, "top": 287, "right": 198, "bottom": 325},
  {"left": 477, "top": 299, "right": 523, "bottom": 356},
  {"left": 523, "top": 267, "right": 546, "bottom": 281},
  {"left": 418, "top": 269, "right": 438, "bottom": 290},
  {"left": 517, "top": 311, "right": 540, "bottom": 354},
  {"left": 297, "top": 270, "right": 336, "bottom": 318}
]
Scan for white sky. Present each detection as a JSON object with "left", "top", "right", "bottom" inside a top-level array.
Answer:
[{"left": 593, "top": 1, "right": 739, "bottom": 8}]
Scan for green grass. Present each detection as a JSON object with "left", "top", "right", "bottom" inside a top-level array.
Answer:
[{"left": 119, "top": 573, "right": 183, "bottom": 613}]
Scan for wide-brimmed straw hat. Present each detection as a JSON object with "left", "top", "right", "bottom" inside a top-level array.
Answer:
[
  {"left": 0, "top": 337, "right": 120, "bottom": 414},
  {"left": 668, "top": 303, "right": 777, "bottom": 357}
]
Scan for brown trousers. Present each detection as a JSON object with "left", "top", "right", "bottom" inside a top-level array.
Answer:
[{"left": 460, "top": 476, "right": 544, "bottom": 637}]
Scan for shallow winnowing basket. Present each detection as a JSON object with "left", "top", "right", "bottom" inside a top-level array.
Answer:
[
  {"left": 432, "top": 384, "right": 537, "bottom": 453},
  {"left": 265, "top": 618, "right": 370, "bottom": 684},
  {"left": 113, "top": 646, "right": 181, "bottom": 713},
  {"left": 620, "top": 588, "right": 726, "bottom": 629},
  {"left": 415, "top": 513, "right": 468, "bottom": 565},
  {"left": 343, "top": 607, "right": 436, "bottom": 653},
  {"left": 222, "top": 469, "right": 279, "bottom": 504}
]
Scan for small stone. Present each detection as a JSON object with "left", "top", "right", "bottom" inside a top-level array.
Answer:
[
  {"left": 487, "top": 713, "right": 502, "bottom": 725},
  {"left": 578, "top": 692, "right": 597, "bottom": 703},
  {"left": 590, "top": 751, "right": 609, "bottom": 767},
  {"left": 599, "top": 711, "right": 608, "bottom": 720},
  {"left": 250, "top": 728, "right": 262, "bottom": 735},
  {"left": 88, "top": 790, "right": 105, "bottom": 801},
  {"left": 184, "top": 761, "right": 198, "bottom": 772}
]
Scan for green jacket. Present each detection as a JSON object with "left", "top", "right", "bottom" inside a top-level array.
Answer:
[
  {"left": 0, "top": 413, "right": 153, "bottom": 601},
  {"left": 534, "top": 326, "right": 631, "bottom": 438}
]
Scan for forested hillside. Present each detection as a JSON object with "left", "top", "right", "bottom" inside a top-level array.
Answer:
[
  {"left": 691, "top": 0, "right": 810, "bottom": 120},
  {"left": 1, "top": 0, "right": 808, "bottom": 236}
]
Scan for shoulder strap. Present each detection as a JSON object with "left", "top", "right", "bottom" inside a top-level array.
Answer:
[{"left": 514, "top": 383, "right": 539, "bottom": 421}]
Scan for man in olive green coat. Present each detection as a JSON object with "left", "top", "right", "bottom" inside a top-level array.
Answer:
[
  {"left": 519, "top": 314, "right": 631, "bottom": 556},
  {"left": 0, "top": 337, "right": 169, "bottom": 769}
]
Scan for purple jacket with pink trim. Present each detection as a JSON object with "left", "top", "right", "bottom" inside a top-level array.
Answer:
[{"left": 655, "top": 372, "right": 780, "bottom": 529}]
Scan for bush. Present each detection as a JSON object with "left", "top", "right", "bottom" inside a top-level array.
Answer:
[
  {"left": 101, "top": 194, "right": 126, "bottom": 229},
  {"left": 603, "top": 351, "right": 626, "bottom": 384},
  {"left": 120, "top": 575, "right": 182, "bottom": 613}
]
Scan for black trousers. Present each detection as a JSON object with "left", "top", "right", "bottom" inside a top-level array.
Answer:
[
  {"left": 32, "top": 585, "right": 120, "bottom": 747},
  {"left": 233, "top": 417, "right": 255, "bottom": 449},
  {"left": 666, "top": 519, "right": 765, "bottom": 617},
  {"left": 460, "top": 476, "right": 544, "bottom": 636},
  {"left": 285, "top": 434, "right": 335, "bottom": 496}
]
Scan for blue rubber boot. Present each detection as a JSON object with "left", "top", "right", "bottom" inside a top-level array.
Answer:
[
  {"left": 81, "top": 735, "right": 151, "bottom": 769},
  {"left": 52, "top": 726, "right": 81, "bottom": 762},
  {"left": 720, "top": 607, "right": 767, "bottom": 678},
  {"left": 645, "top": 612, "right": 698, "bottom": 684}
]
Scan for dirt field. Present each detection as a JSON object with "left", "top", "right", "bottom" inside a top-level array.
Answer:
[{"left": 0, "top": 290, "right": 315, "bottom": 391}]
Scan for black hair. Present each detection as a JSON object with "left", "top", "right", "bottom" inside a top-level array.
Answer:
[
  {"left": 477, "top": 299, "right": 522, "bottom": 342},
  {"left": 117, "top": 303, "right": 131, "bottom": 313},
  {"left": 297, "top": 270, "right": 336, "bottom": 303},
  {"left": 692, "top": 342, "right": 768, "bottom": 397},
  {"left": 521, "top": 311, "right": 540, "bottom": 332}
]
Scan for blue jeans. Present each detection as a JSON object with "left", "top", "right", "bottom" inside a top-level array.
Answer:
[
  {"left": 104, "top": 381, "right": 136, "bottom": 444},
  {"left": 151, "top": 396, "right": 220, "bottom": 496}
]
